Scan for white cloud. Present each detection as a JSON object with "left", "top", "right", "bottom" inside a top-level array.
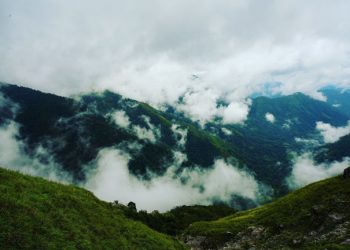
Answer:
[
  {"left": 287, "top": 153, "right": 349, "bottom": 189},
  {"left": 132, "top": 126, "right": 158, "bottom": 143},
  {"left": 175, "top": 87, "right": 251, "bottom": 124},
  {"left": 316, "top": 121, "right": 350, "bottom": 143},
  {"left": 221, "top": 127, "right": 232, "bottom": 136},
  {"left": 0, "top": 122, "right": 72, "bottom": 183},
  {"left": 1, "top": 1, "right": 350, "bottom": 124},
  {"left": 265, "top": 112, "right": 275, "bottom": 123},
  {"left": 130, "top": 115, "right": 161, "bottom": 143},
  {"left": 177, "top": 88, "right": 220, "bottom": 124},
  {"left": 171, "top": 124, "right": 188, "bottom": 148},
  {"left": 222, "top": 101, "right": 250, "bottom": 124},
  {"left": 112, "top": 110, "right": 130, "bottom": 128},
  {"left": 84, "top": 148, "right": 263, "bottom": 211}
]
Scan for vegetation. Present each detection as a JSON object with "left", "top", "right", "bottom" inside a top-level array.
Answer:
[
  {"left": 315, "top": 134, "right": 350, "bottom": 163},
  {"left": 184, "top": 175, "right": 350, "bottom": 249},
  {"left": 0, "top": 84, "right": 241, "bottom": 180},
  {"left": 210, "top": 92, "right": 350, "bottom": 191},
  {"left": 116, "top": 203, "right": 236, "bottom": 236},
  {"left": 0, "top": 167, "right": 186, "bottom": 250}
]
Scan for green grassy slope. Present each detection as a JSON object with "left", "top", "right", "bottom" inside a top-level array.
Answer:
[
  {"left": 184, "top": 175, "right": 350, "bottom": 249},
  {"left": 0, "top": 168, "right": 186, "bottom": 250}
]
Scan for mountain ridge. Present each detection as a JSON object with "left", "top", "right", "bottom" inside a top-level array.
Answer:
[{"left": 1, "top": 82, "right": 349, "bottom": 207}]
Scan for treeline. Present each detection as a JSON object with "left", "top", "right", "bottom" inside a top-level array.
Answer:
[{"left": 112, "top": 201, "right": 236, "bottom": 236}]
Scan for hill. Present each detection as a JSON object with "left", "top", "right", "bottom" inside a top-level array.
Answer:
[
  {"left": 0, "top": 167, "right": 185, "bottom": 250},
  {"left": 184, "top": 173, "right": 350, "bottom": 249}
]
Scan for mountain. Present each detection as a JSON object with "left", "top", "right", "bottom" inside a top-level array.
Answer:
[
  {"left": 204, "top": 92, "right": 349, "bottom": 190},
  {"left": 321, "top": 87, "right": 350, "bottom": 117},
  {"left": 1, "top": 82, "right": 349, "bottom": 203},
  {"left": 315, "top": 133, "right": 350, "bottom": 163},
  {"left": 0, "top": 167, "right": 185, "bottom": 250},
  {"left": 183, "top": 173, "right": 350, "bottom": 249},
  {"left": 0, "top": 83, "right": 234, "bottom": 181}
]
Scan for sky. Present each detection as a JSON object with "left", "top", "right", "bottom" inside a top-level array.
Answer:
[{"left": 1, "top": 0, "right": 350, "bottom": 122}]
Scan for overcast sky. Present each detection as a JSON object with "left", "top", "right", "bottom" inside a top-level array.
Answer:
[{"left": 1, "top": 0, "right": 350, "bottom": 120}]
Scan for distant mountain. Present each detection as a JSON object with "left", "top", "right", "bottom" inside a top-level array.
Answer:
[
  {"left": 315, "top": 133, "right": 350, "bottom": 163},
  {"left": 0, "top": 82, "right": 349, "bottom": 201},
  {"left": 0, "top": 167, "right": 185, "bottom": 250},
  {"left": 203, "top": 92, "right": 349, "bottom": 190},
  {"left": 184, "top": 174, "right": 350, "bottom": 249},
  {"left": 321, "top": 87, "right": 350, "bottom": 117}
]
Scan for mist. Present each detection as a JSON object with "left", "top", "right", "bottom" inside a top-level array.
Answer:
[
  {"left": 286, "top": 153, "right": 349, "bottom": 189},
  {"left": 84, "top": 148, "right": 265, "bottom": 211},
  {"left": 0, "top": 121, "right": 73, "bottom": 183},
  {"left": 316, "top": 121, "right": 350, "bottom": 143}
]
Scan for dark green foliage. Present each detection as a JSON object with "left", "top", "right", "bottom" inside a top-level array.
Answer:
[
  {"left": 315, "top": 134, "right": 350, "bottom": 163},
  {"left": 184, "top": 175, "right": 350, "bottom": 249},
  {"left": 185, "top": 130, "right": 220, "bottom": 167},
  {"left": 0, "top": 84, "right": 76, "bottom": 144},
  {"left": 117, "top": 203, "right": 236, "bottom": 236},
  {"left": 0, "top": 83, "right": 242, "bottom": 182},
  {"left": 128, "top": 142, "right": 173, "bottom": 178},
  {"left": 207, "top": 93, "right": 349, "bottom": 191},
  {"left": 0, "top": 167, "right": 186, "bottom": 250}
]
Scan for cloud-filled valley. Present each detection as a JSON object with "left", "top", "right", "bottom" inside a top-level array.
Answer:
[{"left": 84, "top": 148, "right": 263, "bottom": 211}]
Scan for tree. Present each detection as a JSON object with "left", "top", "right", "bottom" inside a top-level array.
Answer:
[{"left": 127, "top": 201, "right": 137, "bottom": 211}]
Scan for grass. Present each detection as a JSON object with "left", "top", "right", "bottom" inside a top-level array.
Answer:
[
  {"left": 0, "top": 167, "right": 186, "bottom": 250},
  {"left": 185, "top": 175, "right": 350, "bottom": 249}
]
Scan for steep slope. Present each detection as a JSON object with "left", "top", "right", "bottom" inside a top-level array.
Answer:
[
  {"left": 184, "top": 174, "right": 350, "bottom": 249},
  {"left": 0, "top": 167, "right": 185, "bottom": 250},
  {"left": 0, "top": 83, "right": 238, "bottom": 181}
]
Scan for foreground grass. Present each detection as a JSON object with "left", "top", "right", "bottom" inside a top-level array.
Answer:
[{"left": 0, "top": 167, "right": 186, "bottom": 250}]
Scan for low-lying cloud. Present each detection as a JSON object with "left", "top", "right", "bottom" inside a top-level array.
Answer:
[
  {"left": 287, "top": 153, "right": 349, "bottom": 189},
  {"left": 111, "top": 112, "right": 160, "bottom": 143},
  {"left": 0, "top": 122, "right": 72, "bottom": 183},
  {"left": 84, "top": 148, "right": 264, "bottom": 211},
  {"left": 176, "top": 87, "right": 251, "bottom": 125},
  {"left": 112, "top": 110, "right": 131, "bottom": 129},
  {"left": 316, "top": 121, "right": 350, "bottom": 143},
  {"left": 265, "top": 113, "right": 275, "bottom": 123}
]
